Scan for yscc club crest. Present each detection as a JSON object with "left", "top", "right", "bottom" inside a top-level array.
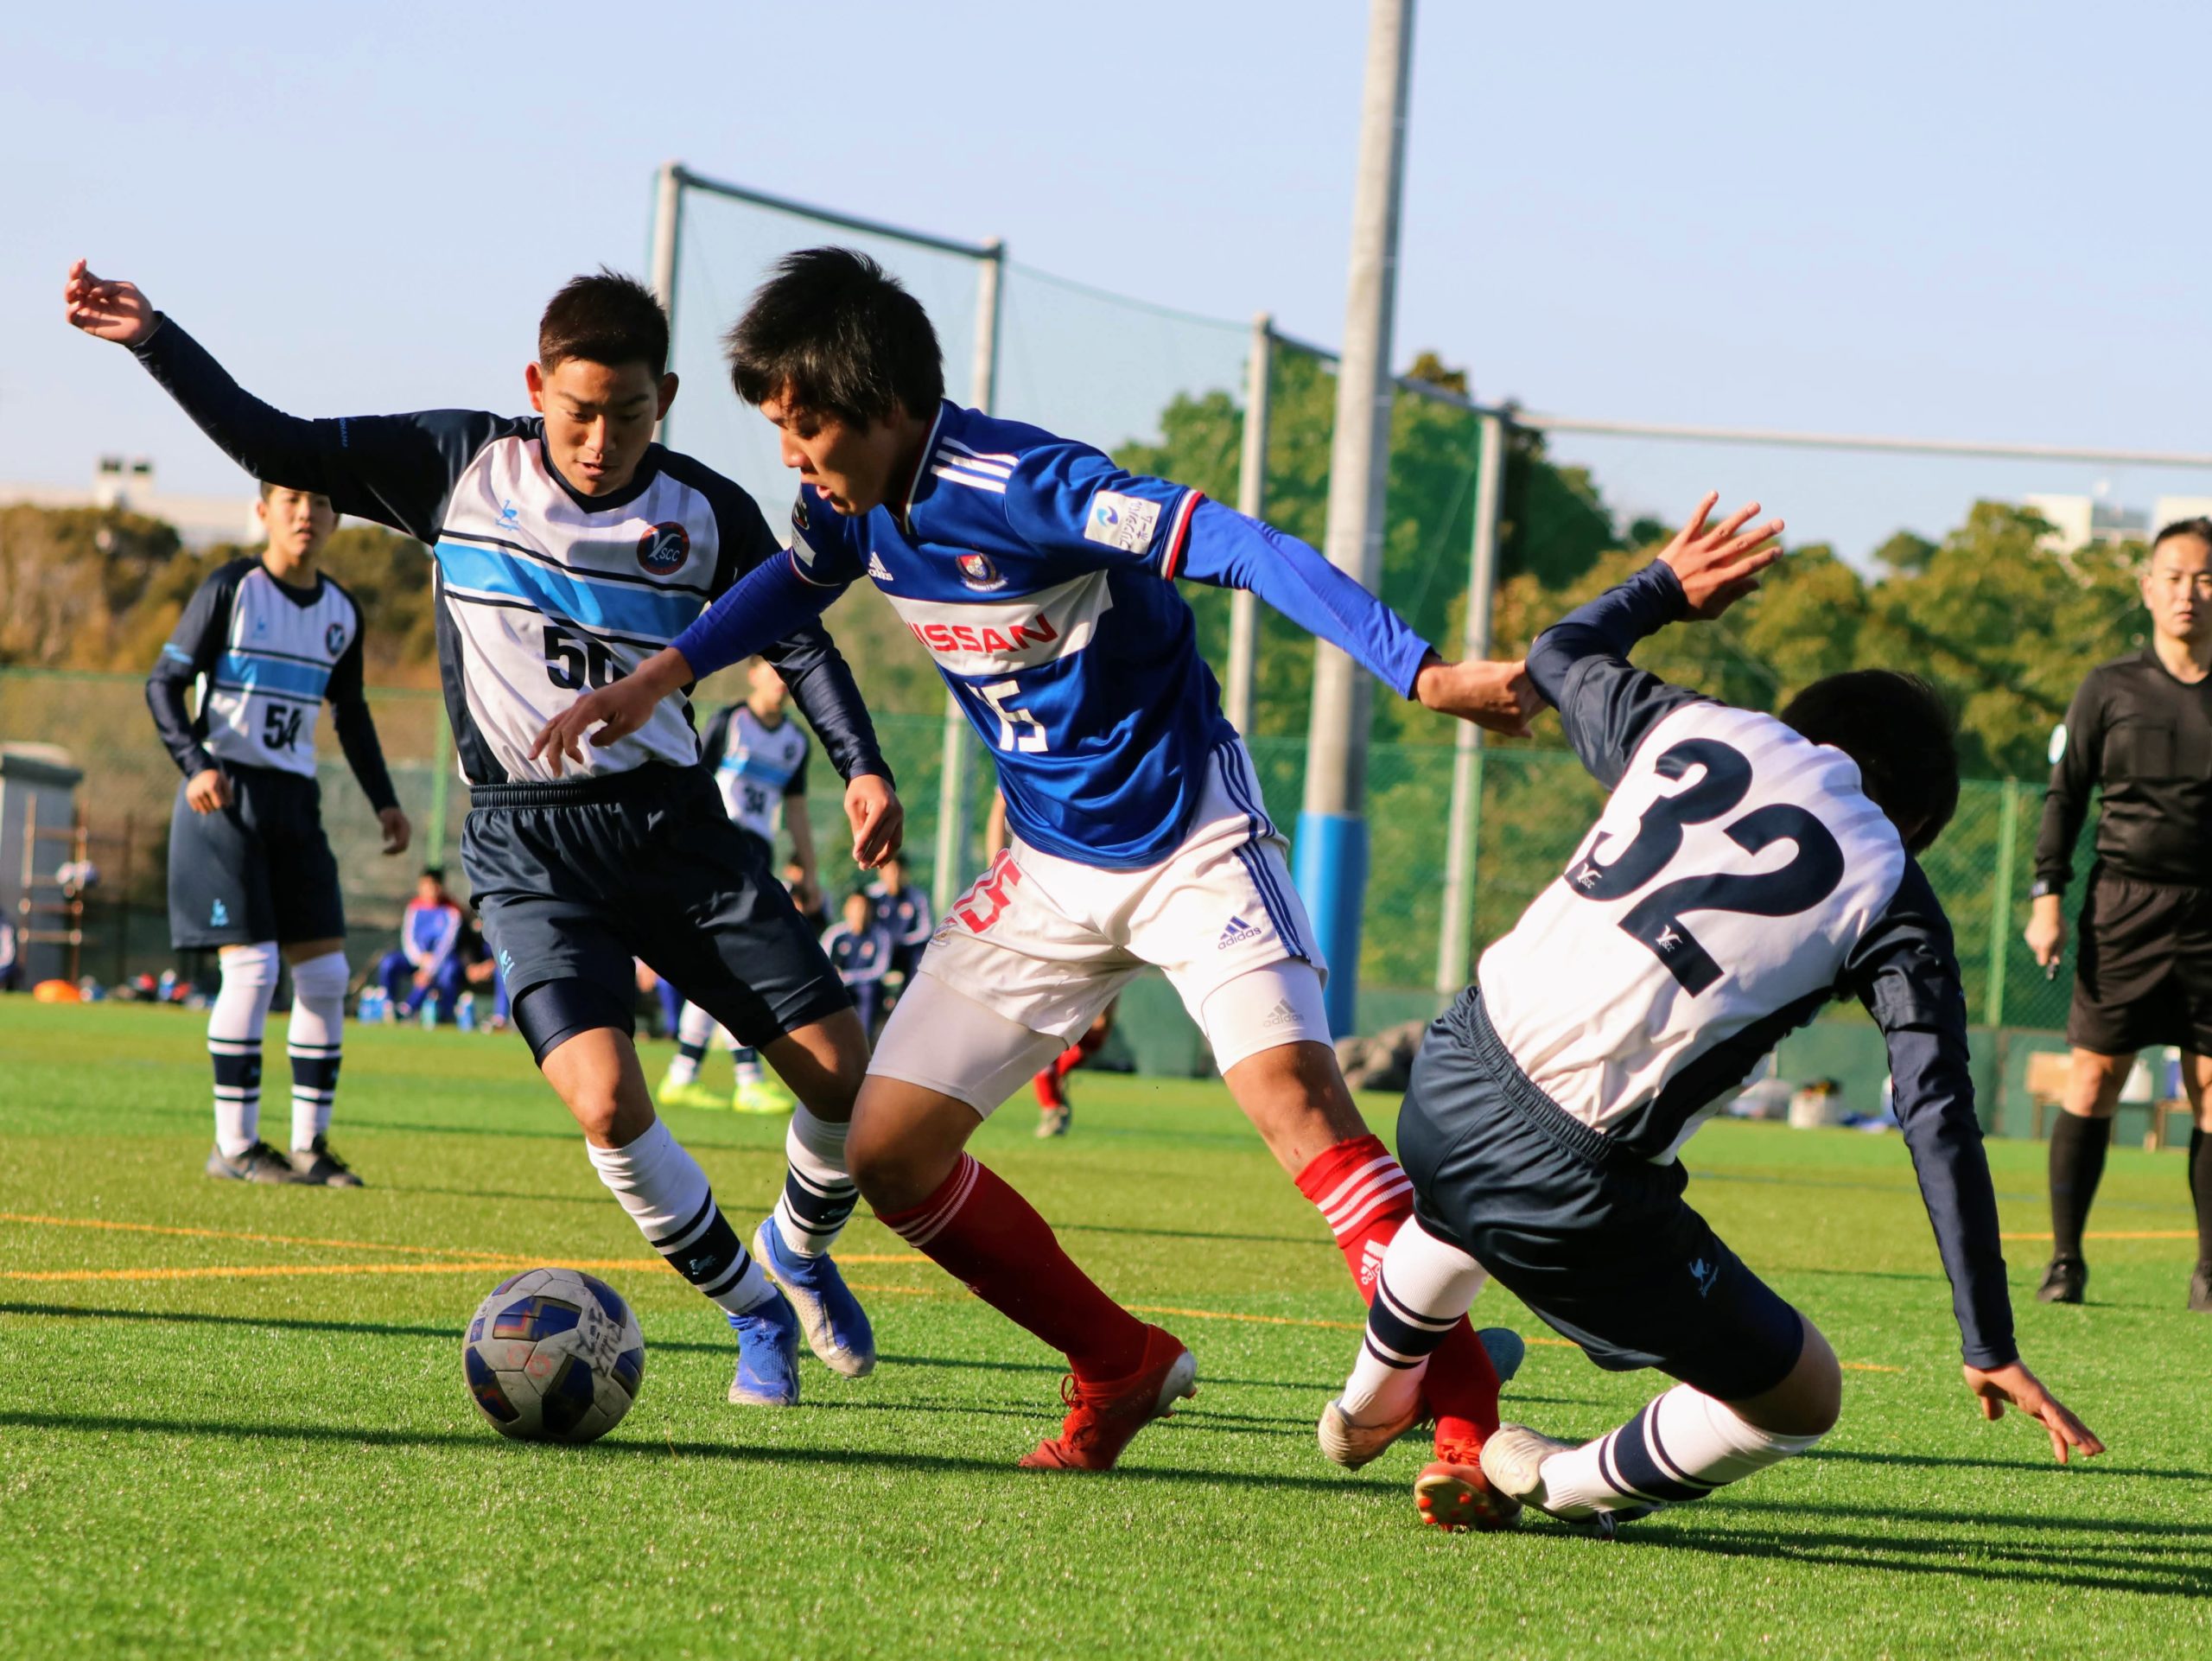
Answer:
[
  {"left": 957, "top": 551, "right": 1008, "bottom": 591},
  {"left": 637, "top": 521, "right": 690, "bottom": 576},
  {"left": 324, "top": 621, "right": 346, "bottom": 656}
]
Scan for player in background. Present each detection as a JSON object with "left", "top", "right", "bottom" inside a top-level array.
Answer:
[
  {"left": 375, "top": 868, "right": 467, "bottom": 1021},
  {"left": 659, "top": 658, "right": 820, "bottom": 1115},
  {"left": 73, "top": 259, "right": 896, "bottom": 1404},
  {"left": 865, "top": 851, "right": 933, "bottom": 996},
  {"left": 988, "top": 786, "right": 1107, "bottom": 1136},
  {"left": 785, "top": 859, "right": 830, "bottom": 932},
  {"left": 823, "top": 888, "right": 896, "bottom": 1036},
  {"left": 535, "top": 248, "right": 1535, "bottom": 1470},
  {"left": 146, "top": 477, "right": 410, "bottom": 1187},
  {"left": 2025, "top": 519, "right": 2212, "bottom": 1312},
  {"left": 1322, "top": 499, "right": 2101, "bottom": 1533}
]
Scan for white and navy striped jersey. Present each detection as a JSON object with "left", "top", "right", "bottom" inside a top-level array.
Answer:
[
  {"left": 146, "top": 556, "right": 397, "bottom": 808},
  {"left": 701, "top": 703, "right": 809, "bottom": 843},
  {"left": 130, "top": 317, "right": 886, "bottom": 794},
  {"left": 1488, "top": 560, "right": 2013, "bottom": 1366}
]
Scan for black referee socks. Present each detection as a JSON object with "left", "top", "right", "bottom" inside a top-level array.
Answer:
[{"left": 2047, "top": 1111, "right": 2113, "bottom": 1265}]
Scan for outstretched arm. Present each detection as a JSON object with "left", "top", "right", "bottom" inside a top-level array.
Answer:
[{"left": 1529, "top": 493, "right": 1783, "bottom": 787}]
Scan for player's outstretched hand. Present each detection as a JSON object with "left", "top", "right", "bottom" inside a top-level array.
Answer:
[
  {"left": 1414, "top": 657, "right": 1540, "bottom": 737},
  {"left": 378, "top": 806, "right": 412, "bottom": 856},
  {"left": 1659, "top": 491, "right": 1785, "bottom": 618},
  {"left": 846, "top": 775, "right": 904, "bottom": 869},
  {"left": 64, "top": 259, "right": 158, "bottom": 347},
  {"left": 1961, "top": 1359, "right": 2105, "bottom": 1465},
  {"left": 528, "top": 647, "right": 691, "bottom": 777}
]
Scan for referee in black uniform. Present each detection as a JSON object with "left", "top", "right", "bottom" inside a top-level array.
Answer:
[{"left": 2027, "top": 516, "right": 2212, "bottom": 1312}]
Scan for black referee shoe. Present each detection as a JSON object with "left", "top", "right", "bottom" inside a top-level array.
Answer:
[
  {"left": 289, "top": 1136, "right": 365, "bottom": 1188},
  {"left": 2189, "top": 1263, "right": 2212, "bottom": 1314},
  {"left": 2036, "top": 1256, "right": 2087, "bottom": 1304},
  {"left": 205, "top": 1141, "right": 306, "bottom": 1184}
]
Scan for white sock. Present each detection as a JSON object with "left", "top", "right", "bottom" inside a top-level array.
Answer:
[
  {"left": 1540, "top": 1384, "right": 1824, "bottom": 1517},
  {"left": 285, "top": 950, "right": 348, "bottom": 1151},
  {"left": 733, "top": 1047, "right": 765, "bottom": 1085},
  {"left": 585, "top": 1119, "right": 774, "bottom": 1316},
  {"left": 1341, "top": 1218, "right": 1488, "bottom": 1422},
  {"left": 209, "top": 942, "right": 279, "bottom": 1156},
  {"left": 664, "top": 1002, "right": 716, "bottom": 1086},
  {"left": 771, "top": 1104, "right": 858, "bottom": 1259}
]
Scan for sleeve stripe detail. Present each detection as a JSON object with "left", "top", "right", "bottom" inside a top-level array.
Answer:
[{"left": 1160, "top": 488, "right": 1205, "bottom": 580}]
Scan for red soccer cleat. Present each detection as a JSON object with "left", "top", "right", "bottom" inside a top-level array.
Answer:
[
  {"left": 1413, "top": 1446, "right": 1522, "bottom": 1532},
  {"left": 1019, "top": 1324, "right": 1196, "bottom": 1472}
]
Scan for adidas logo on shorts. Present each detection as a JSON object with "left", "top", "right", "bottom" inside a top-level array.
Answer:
[
  {"left": 1217, "top": 916, "right": 1260, "bottom": 950},
  {"left": 1262, "top": 997, "right": 1300, "bottom": 1030}
]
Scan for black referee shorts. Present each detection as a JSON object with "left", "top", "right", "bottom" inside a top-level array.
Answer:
[
  {"left": 2069, "top": 863, "right": 2212, "bottom": 1056},
  {"left": 168, "top": 763, "right": 346, "bottom": 949},
  {"left": 1395, "top": 991, "right": 1805, "bottom": 1403},
  {"left": 463, "top": 764, "right": 849, "bottom": 1053}
]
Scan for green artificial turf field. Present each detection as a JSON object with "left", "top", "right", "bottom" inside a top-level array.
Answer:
[{"left": 2, "top": 999, "right": 2206, "bottom": 1658}]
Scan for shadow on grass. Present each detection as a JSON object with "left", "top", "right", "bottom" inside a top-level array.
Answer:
[{"left": 0, "top": 1408, "right": 1369, "bottom": 1492}]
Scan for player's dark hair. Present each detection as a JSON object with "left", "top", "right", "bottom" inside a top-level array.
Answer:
[
  {"left": 538, "top": 269, "right": 669, "bottom": 377},
  {"left": 724, "top": 247, "right": 944, "bottom": 428},
  {"left": 2152, "top": 516, "right": 2212, "bottom": 553},
  {"left": 1778, "top": 671, "right": 1960, "bottom": 854}
]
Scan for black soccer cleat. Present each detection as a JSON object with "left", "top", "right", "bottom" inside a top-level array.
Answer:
[
  {"left": 2035, "top": 1256, "right": 2087, "bottom": 1305},
  {"left": 2189, "top": 1263, "right": 2212, "bottom": 1314},
  {"left": 205, "top": 1141, "right": 307, "bottom": 1184},
  {"left": 289, "top": 1136, "right": 365, "bottom": 1188}
]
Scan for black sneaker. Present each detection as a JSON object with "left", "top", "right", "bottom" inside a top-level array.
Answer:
[
  {"left": 2189, "top": 1263, "right": 2212, "bottom": 1314},
  {"left": 2036, "top": 1256, "right": 2087, "bottom": 1304},
  {"left": 206, "top": 1141, "right": 307, "bottom": 1184},
  {"left": 289, "top": 1136, "right": 365, "bottom": 1188}
]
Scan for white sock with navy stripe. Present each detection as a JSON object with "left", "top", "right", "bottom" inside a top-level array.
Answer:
[
  {"left": 771, "top": 1104, "right": 858, "bottom": 1258},
  {"left": 666, "top": 1002, "right": 717, "bottom": 1087},
  {"left": 285, "top": 950, "right": 348, "bottom": 1151},
  {"left": 585, "top": 1119, "right": 776, "bottom": 1316},
  {"left": 209, "top": 942, "right": 279, "bottom": 1157},
  {"left": 1538, "top": 1384, "right": 1821, "bottom": 1517},
  {"left": 1340, "top": 1217, "right": 1489, "bottom": 1422}
]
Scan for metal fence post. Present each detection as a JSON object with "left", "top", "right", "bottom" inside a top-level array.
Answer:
[
  {"left": 1435, "top": 410, "right": 1505, "bottom": 993},
  {"left": 1984, "top": 779, "right": 2020, "bottom": 1030},
  {"left": 1226, "top": 314, "right": 1273, "bottom": 736},
  {"left": 933, "top": 239, "right": 1005, "bottom": 914},
  {"left": 647, "top": 161, "right": 685, "bottom": 445}
]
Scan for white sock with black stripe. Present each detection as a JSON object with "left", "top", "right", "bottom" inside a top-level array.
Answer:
[
  {"left": 284, "top": 950, "right": 349, "bottom": 1151},
  {"left": 771, "top": 1104, "right": 858, "bottom": 1258},
  {"left": 1340, "top": 1217, "right": 1489, "bottom": 1422},
  {"left": 1538, "top": 1384, "right": 1822, "bottom": 1517},
  {"left": 209, "top": 942, "right": 279, "bottom": 1157},
  {"left": 585, "top": 1119, "right": 776, "bottom": 1317}
]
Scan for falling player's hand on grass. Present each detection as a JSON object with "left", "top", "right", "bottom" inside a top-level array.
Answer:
[
  {"left": 63, "top": 259, "right": 159, "bottom": 347},
  {"left": 1961, "top": 1359, "right": 2104, "bottom": 1464},
  {"left": 1414, "top": 657, "right": 1541, "bottom": 737},
  {"left": 530, "top": 648, "right": 692, "bottom": 776},
  {"left": 1660, "top": 491, "right": 1785, "bottom": 618},
  {"left": 845, "top": 775, "right": 904, "bottom": 869}
]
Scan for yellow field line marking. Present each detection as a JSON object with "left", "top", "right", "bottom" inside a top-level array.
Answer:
[{"left": 0, "top": 1211, "right": 500, "bottom": 1259}]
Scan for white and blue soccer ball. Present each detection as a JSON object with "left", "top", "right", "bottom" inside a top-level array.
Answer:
[{"left": 463, "top": 1267, "right": 645, "bottom": 1444}]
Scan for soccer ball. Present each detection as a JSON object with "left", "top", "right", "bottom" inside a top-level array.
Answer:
[{"left": 462, "top": 1267, "right": 645, "bottom": 1444}]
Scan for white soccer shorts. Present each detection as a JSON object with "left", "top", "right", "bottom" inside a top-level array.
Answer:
[{"left": 868, "top": 739, "right": 1331, "bottom": 1113}]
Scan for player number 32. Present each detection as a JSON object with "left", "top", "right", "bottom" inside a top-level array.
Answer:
[{"left": 1563, "top": 735, "right": 1844, "bottom": 994}]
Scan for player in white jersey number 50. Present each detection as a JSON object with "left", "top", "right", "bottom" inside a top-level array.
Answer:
[
  {"left": 537, "top": 248, "right": 1539, "bottom": 1473},
  {"left": 1323, "top": 497, "right": 2101, "bottom": 1535}
]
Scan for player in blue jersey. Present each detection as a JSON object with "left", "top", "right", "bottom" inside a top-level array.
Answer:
[
  {"left": 69, "top": 258, "right": 899, "bottom": 1405},
  {"left": 1321, "top": 498, "right": 2101, "bottom": 1534},
  {"left": 146, "top": 474, "right": 410, "bottom": 1187},
  {"left": 535, "top": 248, "right": 1535, "bottom": 1470}
]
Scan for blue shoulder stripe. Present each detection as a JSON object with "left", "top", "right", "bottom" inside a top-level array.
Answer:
[
  {"left": 214, "top": 652, "right": 332, "bottom": 698},
  {"left": 433, "top": 540, "right": 701, "bottom": 640}
]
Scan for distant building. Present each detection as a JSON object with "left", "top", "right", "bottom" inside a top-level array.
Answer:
[
  {"left": 1, "top": 458, "right": 258, "bottom": 550},
  {"left": 2023, "top": 493, "right": 2148, "bottom": 555},
  {"left": 2152, "top": 495, "right": 2212, "bottom": 533}
]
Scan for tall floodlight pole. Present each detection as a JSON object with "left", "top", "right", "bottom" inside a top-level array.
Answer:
[
  {"left": 647, "top": 161, "right": 685, "bottom": 444},
  {"left": 1434, "top": 411, "right": 1505, "bottom": 993},
  {"left": 1225, "top": 313, "right": 1274, "bottom": 735},
  {"left": 1296, "top": 0, "right": 1415, "bottom": 1038},
  {"left": 933, "top": 239, "right": 1006, "bottom": 913}
]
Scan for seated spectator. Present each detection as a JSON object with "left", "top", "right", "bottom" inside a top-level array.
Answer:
[{"left": 373, "top": 869, "right": 466, "bottom": 1023}]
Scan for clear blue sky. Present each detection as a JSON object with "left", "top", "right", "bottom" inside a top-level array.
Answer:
[{"left": 10, "top": 0, "right": 2210, "bottom": 562}]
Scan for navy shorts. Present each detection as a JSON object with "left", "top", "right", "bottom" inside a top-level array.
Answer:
[
  {"left": 1396, "top": 990, "right": 1804, "bottom": 1402},
  {"left": 463, "top": 765, "right": 849, "bottom": 1050},
  {"left": 168, "top": 764, "right": 345, "bottom": 949}
]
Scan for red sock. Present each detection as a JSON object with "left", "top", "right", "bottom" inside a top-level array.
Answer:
[
  {"left": 1294, "top": 1133, "right": 1414, "bottom": 1301},
  {"left": 878, "top": 1154, "right": 1147, "bottom": 1379},
  {"left": 1427, "top": 1320, "right": 1503, "bottom": 1451}
]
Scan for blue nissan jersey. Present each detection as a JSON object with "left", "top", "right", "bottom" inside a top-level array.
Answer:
[{"left": 791, "top": 404, "right": 1260, "bottom": 868}]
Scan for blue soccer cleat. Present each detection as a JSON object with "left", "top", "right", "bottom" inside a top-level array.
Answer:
[
  {"left": 752, "top": 1216, "right": 876, "bottom": 1379},
  {"left": 727, "top": 1288, "right": 802, "bottom": 1407}
]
